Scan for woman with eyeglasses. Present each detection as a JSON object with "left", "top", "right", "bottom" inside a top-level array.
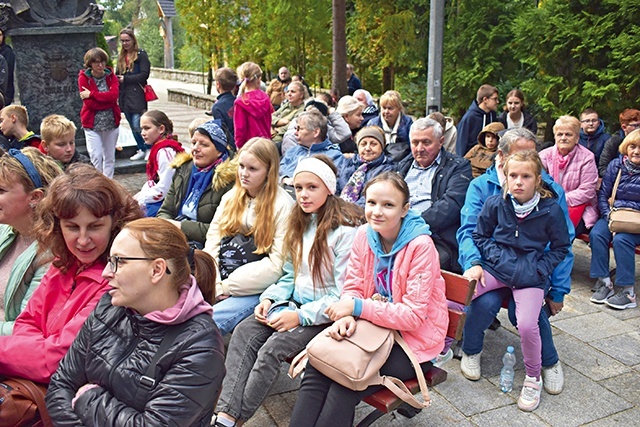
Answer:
[
  {"left": 116, "top": 28, "right": 151, "bottom": 162},
  {"left": 46, "top": 218, "right": 225, "bottom": 426},
  {"left": 0, "top": 164, "right": 142, "bottom": 388},
  {"left": 79, "top": 47, "right": 121, "bottom": 178}
]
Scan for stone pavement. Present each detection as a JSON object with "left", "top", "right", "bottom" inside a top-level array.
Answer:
[{"left": 113, "top": 78, "right": 640, "bottom": 427}]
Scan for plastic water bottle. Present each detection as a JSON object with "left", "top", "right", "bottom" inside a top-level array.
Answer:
[{"left": 500, "top": 346, "right": 516, "bottom": 393}]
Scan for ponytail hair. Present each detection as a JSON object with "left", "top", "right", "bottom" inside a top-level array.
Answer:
[
  {"left": 123, "top": 218, "right": 216, "bottom": 303},
  {"left": 236, "top": 62, "right": 262, "bottom": 98}
]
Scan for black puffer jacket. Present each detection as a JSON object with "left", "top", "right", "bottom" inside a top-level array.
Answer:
[
  {"left": 118, "top": 49, "right": 150, "bottom": 114},
  {"left": 46, "top": 294, "right": 225, "bottom": 426}
]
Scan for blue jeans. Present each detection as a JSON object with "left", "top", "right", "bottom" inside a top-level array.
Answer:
[
  {"left": 590, "top": 218, "right": 640, "bottom": 285},
  {"left": 462, "top": 287, "right": 559, "bottom": 367},
  {"left": 213, "top": 295, "right": 261, "bottom": 335},
  {"left": 124, "top": 112, "right": 147, "bottom": 152}
]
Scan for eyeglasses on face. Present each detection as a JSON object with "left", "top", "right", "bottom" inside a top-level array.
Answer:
[
  {"left": 489, "top": 96, "right": 500, "bottom": 102},
  {"left": 626, "top": 122, "right": 640, "bottom": 129},
  {"left": 107, "top": 255, "right": 172, "bottom": 275}
]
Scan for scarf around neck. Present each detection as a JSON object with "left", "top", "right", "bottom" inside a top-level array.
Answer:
[
  {"left": 509, "top": 191, "right": 541, "bottom": 219},
  {"left": 380, "top": 114, "right": 401, "bottom": 145},
  {"left": 146, "top": 138, "right": 185, "bottom": 181}
]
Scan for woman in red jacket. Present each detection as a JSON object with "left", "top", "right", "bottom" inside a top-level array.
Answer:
[
  {"left": 78, "top": 47, "right": 121, "bottom": 178},
  {"left": 0, "top": 164, "right": 142, "bottom": 385}
]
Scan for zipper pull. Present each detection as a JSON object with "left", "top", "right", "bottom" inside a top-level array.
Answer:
[{"left": 515, "top": 228, "right": 519, "bottom": 238}]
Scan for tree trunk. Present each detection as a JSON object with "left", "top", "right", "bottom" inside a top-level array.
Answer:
[
  {"left": 332, "top": 0, "right": 347, "bottom": 98},
  {"left": 382, "top": 66, "right": 394, "bottom": 91}
]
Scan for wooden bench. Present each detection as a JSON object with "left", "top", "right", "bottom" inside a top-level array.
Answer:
[
  {"left": 576, "top": 233, "right": 640, "bottom": 256},
  {"left": 356, "top": 270, "right": 476, "bottom": 427}
]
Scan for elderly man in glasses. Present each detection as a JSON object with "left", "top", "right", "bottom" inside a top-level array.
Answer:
[{"left": 579, "top": 108, "right": 610, "bottom": 163}]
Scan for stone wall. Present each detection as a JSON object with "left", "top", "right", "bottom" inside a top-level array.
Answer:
[
  {"left": 167, "top": 88, "right": 216, "bottom": 111},
  {"left": 150, "top": 67, "right": 207, "bottom": 85}
]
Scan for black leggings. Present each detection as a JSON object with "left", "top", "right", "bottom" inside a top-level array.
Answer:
[{"left": 289, "top": 344, "right": 431, "bottom": 427}]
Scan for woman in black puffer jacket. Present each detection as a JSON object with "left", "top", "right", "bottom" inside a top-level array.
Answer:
[{"left": 46, "top": 218, "right": 225, "bottom": 426}]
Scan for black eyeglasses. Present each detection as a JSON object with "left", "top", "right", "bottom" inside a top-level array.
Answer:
[{"left": 107, "top": 256, "right": 171, "bottom": 275}]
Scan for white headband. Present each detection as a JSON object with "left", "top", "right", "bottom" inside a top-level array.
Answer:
[{"left": 293, "top": 157, "right": 337, "bottom": 195}]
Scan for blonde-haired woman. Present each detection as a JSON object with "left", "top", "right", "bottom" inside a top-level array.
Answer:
[
  {"left": 271, "top": 81, "right": 307, "bottom": 143},
  {"left": 234, "top": 62, "right": 273, "bottom": 150},
  {"left": 204, "top": 137, "right": 295, "bottom": 334},
  {"left": 366, "top": 90, "right": 413, "bottom": 162},
  {"left": 116, "top": 28, "right": 150, "bottom": 161}
]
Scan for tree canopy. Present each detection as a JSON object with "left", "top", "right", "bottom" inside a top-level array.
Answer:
[{"left": 98, "top": 0, "right": 640, "bottom": 131}]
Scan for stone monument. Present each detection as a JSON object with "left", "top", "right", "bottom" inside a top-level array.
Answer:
[{"left": 0, "top": 1, "right": 103, "bottom": 145}]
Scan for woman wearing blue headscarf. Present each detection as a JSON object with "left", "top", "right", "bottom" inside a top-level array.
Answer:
[{"left": 158, "top": 121, "right": 237, "bottom": 246}]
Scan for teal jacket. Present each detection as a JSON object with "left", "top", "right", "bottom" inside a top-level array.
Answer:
[{"left": 0, "top": 225, "right": 51, "bottom": 335}]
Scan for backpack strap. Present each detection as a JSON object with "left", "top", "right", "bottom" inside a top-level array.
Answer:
[{"left": 139, "top": 324, "right": 185, "bottom": 389}]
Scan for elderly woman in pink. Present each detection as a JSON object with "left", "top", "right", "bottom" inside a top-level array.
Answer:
[{"left": 539, "top": 115, "right": 598, "bottom": 235}]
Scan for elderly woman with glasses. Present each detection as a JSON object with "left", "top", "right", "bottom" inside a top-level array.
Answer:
[{"left": 46, "top": 218, "right": 225, "bottom": 426}]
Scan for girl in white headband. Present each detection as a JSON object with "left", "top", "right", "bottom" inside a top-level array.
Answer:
[{"left": 214, "top": 155, "right": 363, "bottom": 427}]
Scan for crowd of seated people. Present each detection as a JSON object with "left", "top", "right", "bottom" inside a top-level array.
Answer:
[{"left": 2, "top": 52, "right": 639, "bottom": 426}]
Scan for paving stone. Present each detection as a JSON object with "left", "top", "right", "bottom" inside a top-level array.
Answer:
[
  {"left": 553, "top": 334, "right": 631, "bottom": 381},
  {"left": 471, "top": 405, "right": 550, "bottom": 427},
  {"left": 552, "top": 311, "right": 634, "bottom": 342},
  {"left": 600, "top": 371, "right": 640, "bottom": 406},
  {"left": 589, "top": 331, "right": 640, "bottom": 366},
  {"left": 529, "top": 365, "right": 632, "bottom": 427},
  {"left": 581, "top": 406, "right": 640, "bottom": 427}
]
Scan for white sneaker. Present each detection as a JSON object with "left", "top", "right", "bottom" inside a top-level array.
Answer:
[
  {"left": 460, "top": 351, "right": 482, "bottom": 380},
  {"left": 542, "top": 362, "right": 564, "bottom": 394},
  {"left": 129, "top": 150, "right": 145, "bottom": 161},
  {"left": 144, "top": 150, "right": 151, "bottom": 161},
  {"left": 518, "top": 375, "right": 542, "bottom": 412}
]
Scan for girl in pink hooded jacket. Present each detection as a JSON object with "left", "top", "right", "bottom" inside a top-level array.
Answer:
[{"left": 290, "top": 172, "right": 448, "bottom": 426}]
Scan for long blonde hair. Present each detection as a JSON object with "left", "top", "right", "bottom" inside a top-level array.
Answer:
[
  {"left": 218, "top": 137, "right": 280, "bottom": 253},
  {"left": 116, "top": 28, "right": 139, "bottom": 74}
]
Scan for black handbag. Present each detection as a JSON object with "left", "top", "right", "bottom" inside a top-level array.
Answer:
[{"left": 218, "top": 233, "right": 267, "bottom": 280}]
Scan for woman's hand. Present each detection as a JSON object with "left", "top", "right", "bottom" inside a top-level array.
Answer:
[
  {"left": 268, "top": 310, "right": 300, "bottom": 332},
  {"left": 117, "top": 75, "right": 124, "bottom": 83},
  {"left": 72, "top": 383, "right": 99, "bottom": 409},
  {"left": 254, "top": 299, "right": 272, "bottom": 324},
  {"left": 79, "top": 87, "right": 90, "bottom": 100},
  {"left": 328, "top": 316, "right": 357, "bottom": 340},
  {"left": 325, "top": 299, "right": 355, "bottom": 321}
]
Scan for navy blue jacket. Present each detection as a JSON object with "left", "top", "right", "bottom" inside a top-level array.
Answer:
[
  {"left": 579, "top": 119, "right": 610, "bottom": 163},
  {"left": 456, "top": 100, "right": 497, "bottom": 157},
  {"left": 473, "top": 194, "right": 571, "bottom": 289},
  {"left": 211, "top": 91, "right": 236, "bottom": 142},
  {"left": 598, "top": 157, "right": 640, "bottom": 218},
  {"left": 347, "top": 74, "right": 362, "bottom": 95},
  {"left": 598, "top": 130, "right": 624, "bottom": 177}
]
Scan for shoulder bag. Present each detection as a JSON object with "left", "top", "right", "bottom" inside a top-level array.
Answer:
[
  {"left": 0, "top": 377, "right": 52, "bottom": 427},
  {"left": 139, "top": 83, "right": 158, "bottom": 102},
  {"left": 607, "top": 169, "right": 640, "bottom": 234},
  {"left": 288, "top": 319, "right": 431, "bottom": 409}
]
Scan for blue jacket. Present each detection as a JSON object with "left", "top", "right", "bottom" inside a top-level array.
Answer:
[
  {"left": 598, "top": 157, "right": 640, "bottom": 218},
  {"left": 279, "top": 138, "right": 346, "bottom": 191},
  {"left": 347, "top": 74, "right": 362, "bottom": 95},
  {"left": 398, "top": 148, "right": 472, "bottom": 271},
  {"left": 579, "top": 119, "right": 610, "bottom": 163},
  {"left": 456, "top": 100, "right": 496, "bottom": 157},
  {"left": 211, "top": 91, "right": 236, "bottom": 141},
  {"left": 338, "top": 153, "right": 396, "bottom": 206},
  {"left": 473, "top": 195, "right": 571, "bottom": 289},
  {"left": 457, "top": 164, "right": 575, "bottom": 302}
]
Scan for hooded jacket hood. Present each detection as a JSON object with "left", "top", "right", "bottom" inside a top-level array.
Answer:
[
  {"left": 144, "top": 276, "right": 212, "bottom": 325},
  {"left": 366, "top": 209, "right": 431, "bottom": 258}
]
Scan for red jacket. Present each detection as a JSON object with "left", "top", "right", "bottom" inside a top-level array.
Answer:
[
  {"left": 78, "top": 67, "right": 121, "bottom": 130},
  {"left": 0, "top": 262, "right": 111, "bottom": 383}
]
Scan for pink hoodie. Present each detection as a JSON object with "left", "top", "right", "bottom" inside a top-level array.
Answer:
[
  {"left": 233, "top": 90, "right": 274, "bottom": 149},
  {"left": 145, "top": 276, "right": 212, "bottom": 325}
]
